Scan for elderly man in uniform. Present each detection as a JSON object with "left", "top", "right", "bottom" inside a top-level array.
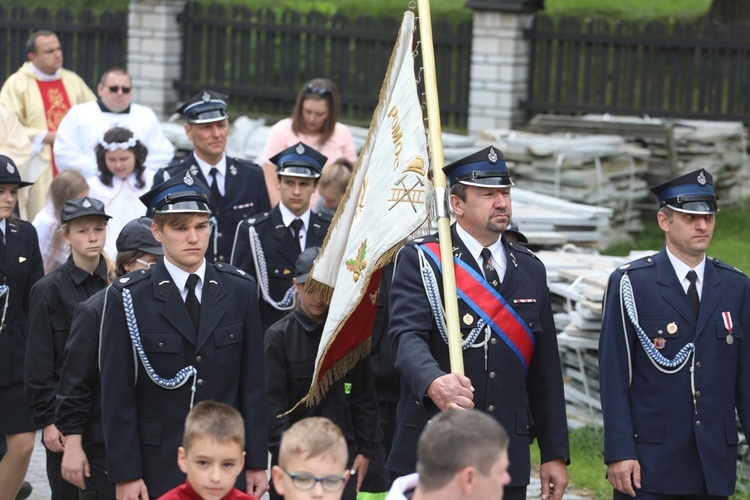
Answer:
[
  {"left": 386, "top": 146, "right": 570, "bottom": 500},
  {"left": 54, "top": 67, "right": 175, "bottom": 177},
  {"left": 599, "top": 169, "right": 750, "bottom": 499},
  {"left": 99, "top": 173, "right": 268, "bottom": 499},
  {"left": 231, "top": 142, "right": 332, "bottom": 333},
  {"left": 0, "top": 30, "right": 96, "bottom": 220},
  {"left": 153, "top": 90, "right": 270, "bottom": 264}
]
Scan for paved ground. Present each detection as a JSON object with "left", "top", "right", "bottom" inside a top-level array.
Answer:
[
  {"left": 24, "top": 431, "right": 50, "bottom": 499},
  {"left": 24, "top": 431, "right": 589, "bottom": 499}
]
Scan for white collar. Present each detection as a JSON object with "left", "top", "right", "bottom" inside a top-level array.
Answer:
[
  {"left": 278, "top": 202, "right": 311, "bottom": 230},
  {"left": 163, "top": 256, "right": 207, "bottom": 292},
  {"left": 193, "top": 153, "right": 227, "bottom": 178},
  {"left": 29, "top": 62, "right": 61, "bottom": 81},
  {"left": 455, "top": 222, "right": 506, "bottom": 268},
  {"left": 666, "top": 246, "right": 706, "bottom": 285}
]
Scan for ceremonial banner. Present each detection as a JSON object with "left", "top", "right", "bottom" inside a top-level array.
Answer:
[{"left": 303, "top": 11, "right": 430, "bottom": 404}]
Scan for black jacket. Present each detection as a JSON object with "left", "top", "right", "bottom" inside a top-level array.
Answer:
[
  {"left": 25, "top": 256, "right": 109, "bottom": 427},
  {"left": 0, "top": 218, "right": 44, "bottom": 388},
  {"left": 56, "top": 289, "right": 107, "bottom": 458},
  {"left": 264, "top": 308, "right": 380, "bottom": 466}
]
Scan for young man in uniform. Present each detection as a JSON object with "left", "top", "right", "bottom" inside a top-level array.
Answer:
[
  {"left": 153, "top": 90, "right": 271, "bottom": 264},
  {"left": 99, "top": 172, "right": 268, "bottom": 499},
  {"left": 230, "top": 142, "right": 332, "bottom": 333},
  {"left": 599, "top": 169, "right": 750, "bottom": 498},
  {"left": 386, "top": 146, "right": 570, "bottom": 500}
]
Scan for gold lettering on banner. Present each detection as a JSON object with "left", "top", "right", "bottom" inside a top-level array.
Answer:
[
  {"left": 386, "top": 104, "right": 427, "bottom": 212},
  {"left": 388, "top": 105, "right": 404, "bottom": 171}
]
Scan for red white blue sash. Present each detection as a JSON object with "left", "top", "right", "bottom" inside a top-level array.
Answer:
[{"left": 420, "top": 242, "right": 535, "bottom": 373}]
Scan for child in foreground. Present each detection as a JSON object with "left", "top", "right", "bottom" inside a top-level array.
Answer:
[
  {"left": 158, "top": 401, "right": 259, "bottom": 500},
  {"left": 270, "top": 417, "right": 350, "bottom": 500}
]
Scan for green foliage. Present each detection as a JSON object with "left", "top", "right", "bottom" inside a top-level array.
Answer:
[
  {"left": 544, "top": 0, "right": 712, "bottom": 21},
  {"left": 604, "top": 209, "right": 750, "bottom": 274}
]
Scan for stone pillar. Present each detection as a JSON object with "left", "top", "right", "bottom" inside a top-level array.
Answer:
[
  {"left": 127, "top": 0, "right": 186, "bottom": 119},
  {"left": 465, "top": 0, "right": 542, "bottom": 134}
]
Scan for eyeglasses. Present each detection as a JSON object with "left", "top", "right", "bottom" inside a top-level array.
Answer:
[
  {"left": 305, "top": 84, "right": 332, "bottom": 97},
  {"left": 108, "top": 86, "right": 131, "bottom": 94},
  {"left": 281, "top": 468, "right": 346, "bottom": 492},
  {"left": 135, "top": 259, "right": 156, "bottom": 269}
]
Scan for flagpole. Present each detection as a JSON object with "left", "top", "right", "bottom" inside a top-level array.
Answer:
[{"left": 416, "top": 0, "right": 464, "bottom": 375}]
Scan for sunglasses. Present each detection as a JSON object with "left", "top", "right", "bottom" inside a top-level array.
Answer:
[
  {"left": 108, "top": 86, "right": 132, "bottom": 94},
  {"left": 305, "top": 84, "right": 332, "bottom": 97}
]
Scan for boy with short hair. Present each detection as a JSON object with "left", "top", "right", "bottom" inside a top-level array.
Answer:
[
  {"left": 270, "top": 417, "right": 350, "bottom": 500},
  {"left": 159, "top": 401, "right": 259, "bottom": 500}
]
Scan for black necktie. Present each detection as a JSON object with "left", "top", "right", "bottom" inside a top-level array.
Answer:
[
  {"left": 480, "top": 248, "right": 501, "bottom": 291},
  {"left": 0, "top": 228, "right": 5, "bottom": 260},
  {"left": 686, "top": 270, "right": 700, "bottom": 317},
  {"left": 209, "top": 167, "right": 223, "bottom": 201},
  {"left": 186, "top": 274, "right": 201, "bottom": 332},
  {"left": 290, "top": 219, "right": 304, "bottom": 252}
]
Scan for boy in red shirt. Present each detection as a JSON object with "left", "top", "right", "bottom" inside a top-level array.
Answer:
[{"left": 159, "top": 401, "right": 260, "bottom": 500}]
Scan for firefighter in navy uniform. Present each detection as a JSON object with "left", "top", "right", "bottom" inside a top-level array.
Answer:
[
  {"left": 599, "top": 169, "right": 750, "bottom": 499},
  {"left": 152, "top": 89, "right": 271, "bottom": 263},
  {"left": 385, "top": 146, "right": 570, "bottom": 500},
  {"left": 99, "top": 172, "right": 268, "bottom": 499},
  {"left": 230, "top": 142, "right": 332, "bottom": 333}
]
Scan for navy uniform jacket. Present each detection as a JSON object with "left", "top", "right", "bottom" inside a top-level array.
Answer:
[
  {"left": 599, "top": 248, "right": 750, "bottom": 496},
  {"left": 56, "top": 289, "right": 107, "bottom": 459},
  {"left": 386, "top": 226, "right": 569, "bottom": 487},
  {"left": 99, "top": 259, "right": 267, "bottom": 498},
  {"left": 0, "top": 218, "right": 43, "bottom": 388},
  {"left": 230, "top": 206, "right": 331, "bottom": 333},
  {"left": 152, "top": 154, "right": 271, "bottom": 263}
]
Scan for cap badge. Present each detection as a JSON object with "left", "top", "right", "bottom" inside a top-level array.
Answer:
[
  {"left": 183, "top": 171, "right": 195, "bottom": 186},
  {"left": 697, "top": 170, "right": 707, "bottom": 186},
  {"left": 202, "top": 91, "right": 211, "bottom": 103},
  {"left": 296, "top": 143, "right": 305, "bottom": 155},
  {"left": 82, "top": 198, "right": 92, "bottom": 208},
  {"left": 6, "top": 164, "right": 14, "bottom": 174},
  {"left": 488, "top": 147, "right": 498, "bottom": 164}
]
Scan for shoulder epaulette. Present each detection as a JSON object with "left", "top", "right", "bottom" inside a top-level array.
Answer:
[
  {"left": 508, "top": 241, "right": 539, "bottom": 260},
  {"left": 112, "top": 269, "right": 151, "bottom": 289},
  {"left": 315, "top": 211, "right": 333, "bottom": 223},
  {"left": 614, "top": 254, "right": 657, "bottom": 274},
  {"left": 411, "top": 234, "right": 438, "bottom": 247},
  {"left": 214, "top": 262, "right": 254, "bottom": 281},
  {"left": 231, "top": 157, "right": 261, "bottom": 169},
  {"left": 710, "top": 257, "right": 748, "bottom": 277},
  {"left": 244, "top": 212, "right": 271, "bottom": 227}
]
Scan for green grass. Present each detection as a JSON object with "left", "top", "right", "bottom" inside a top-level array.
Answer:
[
  {"left": 533, "top": 427, "right": 750, "bottom": 498},
  {"left": 544, "top": 0, "right": 712, "bottom": 21},
  {"left": 603, "top": 208, "right": 750, "bottom": 274},
  {"left": 3, "top": 0, "right": 713, "bottom": 22}
]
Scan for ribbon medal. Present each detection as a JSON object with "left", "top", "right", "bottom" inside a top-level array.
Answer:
[{"left": 722, "top": 311, "right": 734, "bottom": 345}]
